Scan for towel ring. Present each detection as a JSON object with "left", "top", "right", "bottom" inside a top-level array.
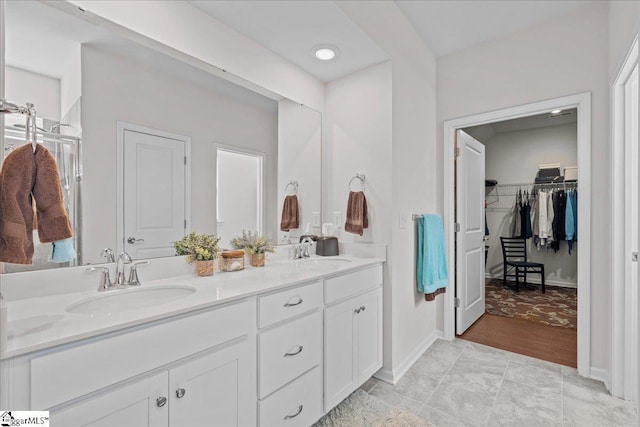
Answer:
[
  {"left": 348, "top": 174, "right": 366, "bottom": 192},
  {"left": 285, "top": 181, "right": 298, "bottom": 195}
]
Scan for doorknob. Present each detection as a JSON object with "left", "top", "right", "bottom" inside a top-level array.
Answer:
[{"left": 127, "top": 237, "right": 145, "bottom": 244}]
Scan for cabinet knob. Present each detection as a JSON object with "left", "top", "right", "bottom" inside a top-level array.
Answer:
[
  {"left": 156, "top": 396, "right": 167, "bottom": 407},
  {"left": 354, "top": 308, "right": 361, "bottom": 314},
  {"left": 360, "top": 305, "right": 366, "bottom": 312},
  {"left": 176, "top": 388, "right": 186, "bottom": 399},
  {"left": 284, "top": 404, "right": 304, "bottom": 420}
]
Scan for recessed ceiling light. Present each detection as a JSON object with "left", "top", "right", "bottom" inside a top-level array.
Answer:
[
  {"left": 312, "top": 45, "right": 339, "bottom": 61},
  {"left": 551, "top": 109, "right": 562, "bottom": 114}
]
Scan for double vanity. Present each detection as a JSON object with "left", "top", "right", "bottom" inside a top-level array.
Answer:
[{"left": 0, "top": 254, "right": 384, "bottom": 426}]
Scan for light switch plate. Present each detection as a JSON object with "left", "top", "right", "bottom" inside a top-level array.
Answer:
[
  {"left": 333, "top": 211, "right": 342, "bottom": 228},
  {"left": 399, "top": 212, "right": 408, "bottom": 229},
  {"left": 312, "top": 212, "right": 320, "bottom": 227}
]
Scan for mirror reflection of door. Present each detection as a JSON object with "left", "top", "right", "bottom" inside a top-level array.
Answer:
[
  {"left": 216, "top": 147, "right": 264, "bottom": 249},
  {"left": 119, "top": 123, "right": 191, "bottom": 259}
]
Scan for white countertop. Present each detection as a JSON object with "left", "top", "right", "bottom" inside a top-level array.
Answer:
[{"left": 1, "top": 256, "right": 384, "bottom": 360}]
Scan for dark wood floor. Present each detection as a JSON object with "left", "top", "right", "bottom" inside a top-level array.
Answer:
[{"left": 458, "top": 313, "right": 577, "bottom": 368}]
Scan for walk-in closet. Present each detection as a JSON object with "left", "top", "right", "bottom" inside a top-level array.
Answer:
[{"left": 459, "top": 109, "right": 579, "bottom": 367}]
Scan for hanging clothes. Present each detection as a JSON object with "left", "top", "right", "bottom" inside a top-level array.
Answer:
[
  {"left": 532, "top": 192, "right": 540, "bottom": 246},
  {"left": 511, "top": 192, "right": 522, "bottom": 238},
  {"left": 566, "top": 189, "right": 578, "bottom": 253},
  {"left": 538, "top": 190, "right": 549, "bottom": 247},
  {"left": 550, "top": 190, "right": 566, "bottom": 253},
  {"left": 523, "top": 193, "right": 533, "bottom": 239}
]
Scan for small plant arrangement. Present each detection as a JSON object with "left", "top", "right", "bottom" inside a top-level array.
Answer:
[
  {"left": 230, "top": 230, "right": 275, "bottom": 267},
  {"left": 173, "top": 232, "right": 221, "bottom": 276}
]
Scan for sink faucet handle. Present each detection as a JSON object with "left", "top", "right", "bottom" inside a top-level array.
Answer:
[
  {"left": 100, "top": 248, "right": 115, "bottom": 263},
  {"left": 127, "top": 261, "right": 151, "bottom": 286},
  {"left": 86, "top": 266, "right": 113, "bottom": 292}
]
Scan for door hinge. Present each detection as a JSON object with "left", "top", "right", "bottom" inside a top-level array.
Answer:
[
  {"left": 454, "top": 297, "right": 461, "bottom": 308},
  {"left": 633, "top": 252, "right": 638, "bottom": 262},
  {"left": 455, "top": 147, "right": 460, "bottom": 158},
  {"left": 184, "top": 156, "right": 187, "bottom": 165},
  {"left": 454, "top": 222, "right": 461, "bottom": 233},
  {"left": 184, "top": 219, "right": 187, "bottom": 229}
]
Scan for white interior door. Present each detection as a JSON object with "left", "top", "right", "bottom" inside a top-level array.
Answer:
[
  {"left": 122, "top": 127, "right": 188, "bottom": 259},
  {"left": 456, "top": 130, "right": 486, "bottom": 334}
]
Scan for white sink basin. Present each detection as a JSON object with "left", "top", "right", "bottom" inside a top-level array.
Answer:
[{"left": 66, "top": 286, "right": 196, "bottom": 316}]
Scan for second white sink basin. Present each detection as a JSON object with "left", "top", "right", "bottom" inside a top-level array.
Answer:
[{"left": 66, "top": 286, "right": 196, "bottom": 316}]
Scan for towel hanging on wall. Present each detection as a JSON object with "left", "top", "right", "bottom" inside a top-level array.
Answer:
[
  {"left": 280, "top": 195, "right": 299, "bottom": 231},
  {"left": 345, "top": 191, "right": 368, "bottom": 236},
  {"left": 416, "top": 214, "right": 448, "bottom": 301}
]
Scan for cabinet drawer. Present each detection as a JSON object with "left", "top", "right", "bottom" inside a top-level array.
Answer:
[
  {"left": 259, "top": 366, "right": 322, "bottom": 427},
  {"left": 259, "top": 311, "right": 321, "bottom": 398},
  {"left": 258, "top": 281, "right": 322, "bottom": 328},
  {"left": 31, "top": 300, "right": 250, "bottom": 409},
  {"left": 324, "top": 264, "right": 383, "bottom": 304}
]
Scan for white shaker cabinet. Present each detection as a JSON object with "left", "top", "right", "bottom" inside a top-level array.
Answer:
[
  {"left": 50, "top": 340, "right": 250, "bottom": 427},
  {"left": 50, "top": 372, "right": 169, "bottom": 427},
  {"left": 324, "top": 265, "right": 383, "bottom": 412}
]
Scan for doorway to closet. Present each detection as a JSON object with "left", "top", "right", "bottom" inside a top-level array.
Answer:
[
  {"left": 442, "top": 93, "right": 591, "bottom": 376},
  {"left": 459, "top": 110, "right": 579, "bottom": 368}
]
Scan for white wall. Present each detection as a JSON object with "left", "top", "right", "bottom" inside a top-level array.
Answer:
[
  {"left": 81, "top": 45, "right": 277, "bottom": 264},
  {"left": 5, "top": 66, "right": 60, "bottom": 121},
  {"left": 60, "top": 44, "right": 81, "bottom": 119},
  {"left": 278, "top": 99, "right": 322, "bottom": 242},
  {"left": 437, "top": 3, "right": 609, "bottom": 372},
  {"left": 609, "top": 1, "right": 640, "bottom": 80},
  {"left": 57, "top": 0, "right": 325, "bottom": 112},
  {"left": 333, "top": 1, "right": 439, "bottom": 379},
  {"left": 481, "top": 123, "right": 578, "bottom": 286}
]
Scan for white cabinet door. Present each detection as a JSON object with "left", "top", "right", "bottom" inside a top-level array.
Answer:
[
  {"left": 169, "top": 340, "right": 251, "bottom": 427},
  {"left": 324, "top": 296, "right": 358, "bottom": 412},
  {"left": 356, "top": 288, "right": 383, "bottom": 384},
  {"left": 50, "top": 372, "right": 168, "bottom": 427}
]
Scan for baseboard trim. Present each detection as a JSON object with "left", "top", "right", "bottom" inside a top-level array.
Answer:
[
  {"left": 485, "top": 273, "right": 577, "bottom": 289},
  {"left": 374, "top": 331, "right": 438, "bottom": 385},
  {"left": 589, "top": 367, "right": 610, "bottom": 392}
]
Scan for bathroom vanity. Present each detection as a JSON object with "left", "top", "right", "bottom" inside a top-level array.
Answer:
[{"left": 0, "top": 256, "right": 383, "bottom": 426}]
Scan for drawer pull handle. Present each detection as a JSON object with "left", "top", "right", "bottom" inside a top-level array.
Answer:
[
  {"left": 284, "top": 345, "right": 304, "bottom": 357},
  {"left": 283, "top": 297, "right": 303, "bottom": 307},
  {"left": 284, "top": 405, "right": 304, "bottom": 420},
  {"left": 156, "top": 396, "right": 167, "bottom": 407},
  {"left": 176, "top": 388, "right": 186, "bottom": 399}
]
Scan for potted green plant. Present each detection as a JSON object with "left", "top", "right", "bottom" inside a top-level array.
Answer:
[
  {"left": 173, "top": 232, "right": 221, "bottom": 276},
  {"left": 230, "top": 230, "right": 275, "bottom": 267}
]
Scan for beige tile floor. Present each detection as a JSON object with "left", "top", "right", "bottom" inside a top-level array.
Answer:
[{"left": 361, "top": 339, "right": 637, "bottom": 427}]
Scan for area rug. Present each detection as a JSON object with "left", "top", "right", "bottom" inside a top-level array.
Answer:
[
  {"left": 314, "top": 390, "right": 431, "bottom": 427},
  {"left": 485, "top": 279, "right": 577, "bottom": 329}
]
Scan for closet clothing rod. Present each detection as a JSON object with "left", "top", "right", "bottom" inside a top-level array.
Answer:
[{"left": 492, "top": 181, "right": 577, "bottom": 188}]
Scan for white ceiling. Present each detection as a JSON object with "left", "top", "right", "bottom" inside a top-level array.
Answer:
[
  {"left": 395, "top": 0, "right": 597, "bottom": 57},
  {"left": 189, "top": 0, "right": 389, "bottom": 82},
  {"left": 464, "top": 109, "right": 577, "bottom": 143}
]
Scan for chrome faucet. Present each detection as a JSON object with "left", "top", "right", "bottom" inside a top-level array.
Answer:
[
  {"left": 300, "top": 237, "right": 314, "bottom": 258},
  {"left": 115, "top": 252, "right": 133, "bottom": 286}
]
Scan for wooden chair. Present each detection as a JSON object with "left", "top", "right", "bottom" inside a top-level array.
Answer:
[{"left": 500, "top": 237, "right": 545, "bottom": 293}]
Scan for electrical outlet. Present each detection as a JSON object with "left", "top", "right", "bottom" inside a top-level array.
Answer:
[
  {"left": 399, "top": 213, "right": 408, "bottom": 229},
  {"left": 333, "top": 211, "right": 342, "bottom": 228},
  {"left": 312, "top": 212, "right": 320, "bottom": 227}
]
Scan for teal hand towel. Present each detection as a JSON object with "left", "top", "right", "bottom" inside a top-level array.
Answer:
[
  {"left": 417, "top": 214, "right": 448, "bottom": 297},
  {"left": 49, "top": 238, "right": 77, "bottom": 263}
]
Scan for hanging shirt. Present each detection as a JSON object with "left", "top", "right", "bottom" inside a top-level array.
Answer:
[
  {"left": 551, "top": 190, "right": 566, "bottom": 253},
  {"left": 566, "top": 190, "right": 578, "bottom": 253},
  {"left": 512, "top": 200, "right": 521, "bottom": 238},
  {"left": 538, "top": 190, "right": 549, "bottom": 247}
]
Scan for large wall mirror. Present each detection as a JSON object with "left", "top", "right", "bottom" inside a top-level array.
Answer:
[{"left": 0, "top": 1, "right": 322, "bottom": 272}]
